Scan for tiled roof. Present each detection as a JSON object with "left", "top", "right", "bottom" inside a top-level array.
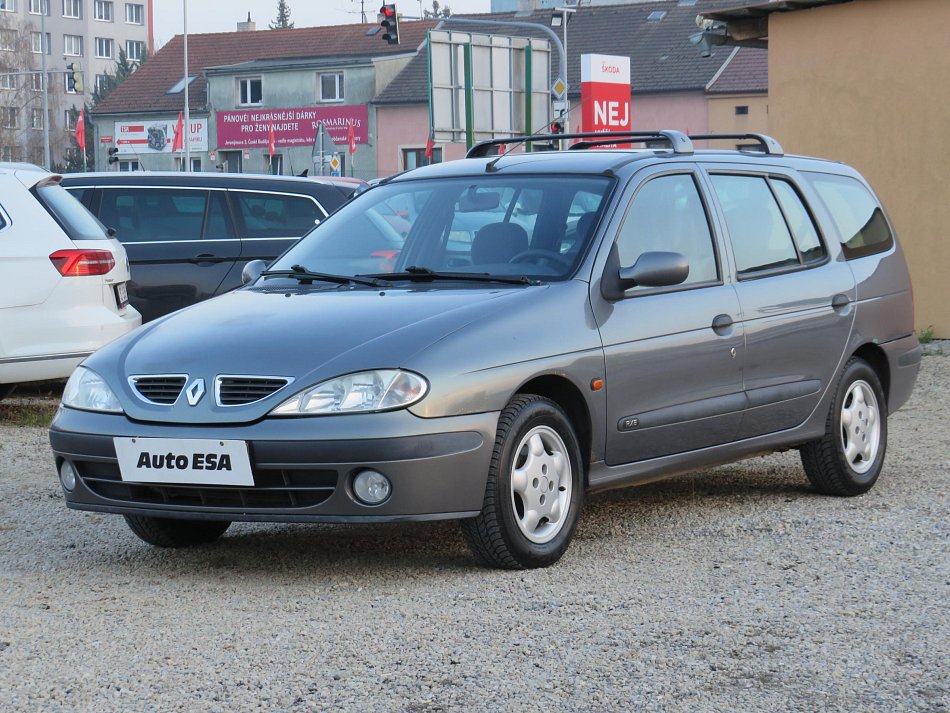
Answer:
[
  {"left": 706, "top": 46, "right": 767, "bottom": 93},
  {"left": 93, "top": 21, "right": 438, "bottom": 116},
  {"left": 375, "top": 0, "right": 749, "bottom": 105}
]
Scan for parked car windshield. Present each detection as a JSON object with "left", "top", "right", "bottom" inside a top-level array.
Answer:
[{"left": 270, "top": 175, "right": 614, "bottom": 282}]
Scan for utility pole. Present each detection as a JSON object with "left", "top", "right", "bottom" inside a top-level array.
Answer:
[
  {"left": 41, "top": 4, "right": 50, "bottom": 169},
  {"left": 183, "top": 0, "right": 191, "bottom": 171}
]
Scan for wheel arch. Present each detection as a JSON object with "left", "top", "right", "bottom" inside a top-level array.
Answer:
[{"left": 852, "top": 343, "right": 890, "bottom": 409}]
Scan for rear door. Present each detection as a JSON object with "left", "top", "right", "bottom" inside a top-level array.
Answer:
[
  {"left": 94, "top": 186, "right": 240, "bottom": 321},
  {"left": 704, "top": 166, "right": 855, "bottom": 438}
]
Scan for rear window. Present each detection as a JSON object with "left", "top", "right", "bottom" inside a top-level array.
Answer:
[
  {"left": 805, "top": 172, "right": 893, "bottom": 259},
  {"left": 33, "top": 182, "right": 108, "bottom": 241}
]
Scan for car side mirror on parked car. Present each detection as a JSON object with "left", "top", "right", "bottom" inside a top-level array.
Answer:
[
  {"left": 241, "top": 259, "right": 268, "bottom": 285},
  {"left": 601, "top": 244, "right": 689, "bottom": 300}
]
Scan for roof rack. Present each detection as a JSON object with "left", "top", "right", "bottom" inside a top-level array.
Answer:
[
  {"left": 466, "top": 130, "right": 694, "bottom": 158},
  {"left": 688, "top": 133, "right": 784, "bottom": 156}
]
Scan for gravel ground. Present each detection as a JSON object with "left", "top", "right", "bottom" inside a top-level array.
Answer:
[{"left": 0, "top": 358, "right": 947, "bottom": 712}]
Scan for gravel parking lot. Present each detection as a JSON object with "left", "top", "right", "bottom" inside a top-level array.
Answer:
[{"left": 1, "top": 357, "right": 947, "bottom": 712}]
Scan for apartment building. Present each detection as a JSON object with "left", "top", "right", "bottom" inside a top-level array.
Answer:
[{"left": 0, "top": 0, "right": 152, "bottom": 166}]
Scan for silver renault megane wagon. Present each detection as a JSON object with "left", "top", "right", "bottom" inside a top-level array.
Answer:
[{"left": 49, "top": 131, "right": 921, "bottom": 568}]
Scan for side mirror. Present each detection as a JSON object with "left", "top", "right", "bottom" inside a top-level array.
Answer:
[
  {"left": 241, "top": 259, "right": 268, "bottom": 285},
  {"left": 601, "top": 247, "right": 689, "bottom": 300}
]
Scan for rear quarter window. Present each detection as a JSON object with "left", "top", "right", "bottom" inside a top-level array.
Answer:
[
  {"left": 804, "top": 172, "right": 893, "bottom": 259},
  {"left": 33, "top": 183, "right": 108, "bottom": 241},
  {"left": 234, "top": 192, "right": 324, "bottom": 238}
]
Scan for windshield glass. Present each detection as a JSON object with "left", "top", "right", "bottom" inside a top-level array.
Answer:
[{"left": 270, "top": 175, "right": 613, "bottom": 281}]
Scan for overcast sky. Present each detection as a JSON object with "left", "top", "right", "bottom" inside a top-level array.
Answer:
[{"left": 153, "top": 0, "right": 492, "bottom": 48}]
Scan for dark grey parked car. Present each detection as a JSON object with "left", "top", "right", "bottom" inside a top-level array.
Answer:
[
  {"left": 61, "top": 172, "right": 360, "bottom": 321},
  {"left": 50, "top": 131, "right": 921, "bottom": 568}
]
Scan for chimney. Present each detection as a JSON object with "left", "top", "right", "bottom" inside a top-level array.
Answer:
[{"left": 237, "top": 12, "right": 256, "bottom": 32}]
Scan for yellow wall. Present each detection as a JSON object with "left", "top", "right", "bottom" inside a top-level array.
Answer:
[
  {"left": 769, "top": 0, "right": 950, "bottom": 336},
  {"left": 707, "top": 93, "right": 769, "bottom": 136}
]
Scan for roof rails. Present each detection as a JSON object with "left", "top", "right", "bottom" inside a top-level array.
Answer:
[
  {"left": 466, "top": 130, "right": 694, "bottom": 158},
  {"left": 688, "top": 133, "right": 784, "bottom": 156}
]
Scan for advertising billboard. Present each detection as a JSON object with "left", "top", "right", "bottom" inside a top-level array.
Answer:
[
  {"left": 215, "top": 106, "right": 368, "bottom": 150},
  {"left": 114, "top": 118, "right": 208, "bottom": 155},
  {"left": 581, "top": 54, "right": 632, "bottom": 146}
]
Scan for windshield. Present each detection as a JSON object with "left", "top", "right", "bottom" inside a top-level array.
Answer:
[{"left": 269, "top": 175, "right": 613, "bottom": 282}]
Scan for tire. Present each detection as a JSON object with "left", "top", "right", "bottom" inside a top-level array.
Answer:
[
  {"left": 800, "top": 357, "right": 888, "bottom": 496},
  {"left": 0, "top": 384, "right": 16, "bottom": 401},
  {"left": 123, "top": 514, "right": 231, "bottom": 548},
  {"left": 461, "top": 395, "right": 584, "bottom": 569}
]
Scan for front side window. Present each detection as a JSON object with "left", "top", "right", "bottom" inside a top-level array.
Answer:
[
  {"left": 615, "top": 173, "right": 719, "bottom": 288},
  {"left": 318, "top": 73, "right": 343, "bottom": 102},
  {"left": 125, "top": 2, "right": 143, "bottom": 23},
  {"left": 805, "top": 172, "right": 893, "bottom": 260},
  {"left": 97, "top": 188, "right": 209, "bottom": 242},
  {"left": 238, "top": 77, "right": 262, "bottom": 106},
  {"left": 270, "top": 175, "right": 614, "bottom": 281},
  {"left": 95, "top": 37, "right": 113, "bottom": 58},
  {"left": 94, "top": 0, "right": 113, "bottom": 20},
  {"left": 234, "top": 192, "right": 323, "bottom": 239}
]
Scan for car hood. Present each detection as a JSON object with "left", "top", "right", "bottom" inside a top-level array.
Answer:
[{"left": 84, "top": 284, "right": 528, "bottom": 424}]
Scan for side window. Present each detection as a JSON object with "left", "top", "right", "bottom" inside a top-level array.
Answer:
[
  {"left": 770, "top": 179, "right": 826, "bottom": 263},
  {"left": 616, "top": 173, "right": 719, "bottom": 287},
  {"left": 204, "top": 191, "right": 233, "bottom": 239},
  {"left": 0, "top": 205, "right": 7, "bottom": 231},
  {"left": 98, "top": 188, "right": 208, "bottom": 242},
  {"left": 805, "top": 172, "right": 894, "bottom": 260},
  {"left": 64, "top": 187, "right": 89, "bottom": 207},
  {"left": 234, "top": 192, "right": 322, "bottom": 239},
  {"left": 710, "top": 174, "right": 798, "bottom": 275}
]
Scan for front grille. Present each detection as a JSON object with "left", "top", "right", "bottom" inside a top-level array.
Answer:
[
  {"left": 130, "top": 375, "right": 187, "bottom": 405},
  {"left": 76, "top": 460, "right": 336, "bottom": 510},
  {"left": 216, "top": 376, "right": 291, "bottom": 406}
]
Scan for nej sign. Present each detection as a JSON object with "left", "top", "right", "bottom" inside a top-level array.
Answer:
[
  {"left": 215, "top": 106, "right": 368, "bottom": 150},
  {"left": 580, "top": 54, "right": 632, "bottom": 143}
]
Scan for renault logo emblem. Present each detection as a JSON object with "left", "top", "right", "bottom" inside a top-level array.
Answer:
[{"left": 185, "top": 378, "right": 206, "bottom": 406}]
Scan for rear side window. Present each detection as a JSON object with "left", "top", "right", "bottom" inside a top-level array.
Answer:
[
  {"left": 34, "top": 183, "right": 109, "bottom": 241},
  {"left": 98, "top": 188, "right": 208, "bottom": 242},
  {"left": 0, "top": 205, "right": 7, "bottom": 231},
  {"left": 805, "top": 172, "right": 893, "bottom": 259},
  {"left": 770, "top": 179, "right": 826, "bottom": 263},
  {"left": 233, "top": 192, "right": 323, "bottom": 239}
]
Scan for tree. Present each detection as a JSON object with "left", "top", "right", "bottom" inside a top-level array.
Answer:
[
  {"left": 270, "top": 0, "right": 295, "bottom": 29},
  {"left": 91, "top": 47, "right": 149, "bottom": 108},
  {"left": 424, "top": 1, "right": 451, "bottom": 18}
]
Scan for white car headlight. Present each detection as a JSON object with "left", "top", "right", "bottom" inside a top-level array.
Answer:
[
  {"left": 270, "top": 369, "right": 428, "bottom": 416},
  {"left": 62, "top": 367, "right": 124, "bottom": 414}
]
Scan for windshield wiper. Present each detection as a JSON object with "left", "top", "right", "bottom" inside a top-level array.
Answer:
[
  {"left": 261, "top": 264, "right": 391, "bottom": 288},
  {"left": 362, "top": 265, "right": 539, "bottom": 286}
]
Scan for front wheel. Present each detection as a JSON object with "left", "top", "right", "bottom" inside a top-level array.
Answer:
[
  {"left": 800, "top": 357, "right": 887, "bottom": 496},
  {"left": 124, "top": 515, "right": 231, "bottom": 548},
  {"left": 461, "top": 395, "right": 584, "bottom": 569}
]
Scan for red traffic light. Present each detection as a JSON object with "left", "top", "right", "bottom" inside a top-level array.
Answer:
[
  {"left": 379, "top": 4, "right": 395, "bottom": 17},
  {"left": 550, "top": 121, "right": 564, "bottom": 134}
]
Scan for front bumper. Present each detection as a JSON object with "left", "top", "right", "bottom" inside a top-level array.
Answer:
[{"left": 50, "top": 406, "right": 499, "bottom": 523}]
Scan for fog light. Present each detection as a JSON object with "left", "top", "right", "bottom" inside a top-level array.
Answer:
[
  {"left": 59, "top": 461, "right": 78, "bottom": 492},
  {"left": 352, "top": 469, "right": 391, "bottom": 505}
]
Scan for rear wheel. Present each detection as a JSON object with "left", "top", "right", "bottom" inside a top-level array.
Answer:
[
  {"left": 123, "top": 515, "right": 231, "bottom": 548},
  {"left": 800, "top": 357, "right": 887, "bottom": 496},
  {"left": 461, "top": 395, "right": 583, "bottom": 569}
]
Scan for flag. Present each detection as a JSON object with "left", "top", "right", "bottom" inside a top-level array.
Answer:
[
  {"left": 268, "top": 119, "right": 276, "bottom": 157},
  {"left": 74, "top": 108, "right": 86, "bottom": 154},
  {"left": 347, "top": 121, "right": 357, "bottom": 155},
  {"left": 171, "top": 111, "right": 184, "bottom": 152},
  {"left": 424, "top": 134, "right": 434, "bottom": 161}
]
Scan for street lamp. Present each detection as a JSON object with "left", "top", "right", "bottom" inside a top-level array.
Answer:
[{"left": 183, "top": 0, "right": 191, "bottom": 171}]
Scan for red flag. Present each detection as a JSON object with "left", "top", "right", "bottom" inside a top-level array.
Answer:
[
  {"left": 268, "top": 120, "right": 276, "bottom": 157},
  {"left": 424, "top": 134, "right": 434, "bottom": 161},
  {"left": 347, "top": 121, "right": 357, "bottom": 155},
  {"left": 171, "top": 111, "right": 184, "bottom": 152},
  {"left": 74, "top": 108, "right": 86, "bottom": 153}
]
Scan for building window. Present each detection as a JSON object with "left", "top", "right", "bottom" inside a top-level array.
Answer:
[
  {"left": 95, "top": 37, "right": 113, "bottom": 58},
  {"left": 735, "top": 105, "right": 749, "bottom": 116},
  {"left": 28, "top": 0, "right": 48, "bottom": 14},
  {"left": 0, "top": 74, "right": 14, "bottom": 90},
  {"left": 176, "top": 156, "right": 202, "bottom": 172},
  {"left": 118, "top": 159, "right": 139, "bottom": 172},
  {"left": 1, "top": 145, "right": 13, "bottom": 162},
  {"left": 238, "top": 77, "right": 262, "bottom": 106},
  {"left": 94, "top": 0, "right": 112, "bottom": 20},
  {"left": 0, "top": 28, "right": 15, "bottom": 51},
  {"left": 0, "top": 0, "right": 16, "bottom": 12},
  {"left": 64, "top": 34, "right": 83, "bottom": 56},
  {"left": 62, "top": 0, "right": 81, "bottom": 18},
  {"left": 31, "top": 31, "right": 51, "bottom": 54},
  {"left": 64, "top": 108, "right": 77, "bottom": 131},
  {"left": 95, "top": 73, "right": 108, "bottom": 93},
  {"left": 31, "top": 72, "right": 45, "bottom": 91},
  {"left": 125, "top": 2, "right": 143, "bottom": 24},
  {"left": 125, "top": 39, "right": 144, "bottom": 61},
  {"left": 31, "top": 107, "right": 44, "bottom": 129},
  {"left": 1, "top": 106, "right": 17, "bottom": 129},
  {"left": 402, "top": 147, "right": 442, "bottom": 170},
  {"left": 318, "top": 73, "right": 344, "bottom": 103}
]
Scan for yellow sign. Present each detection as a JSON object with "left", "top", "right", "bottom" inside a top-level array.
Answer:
[
  {"left": 329, "top": 155, "right": 341, "bottom": 172},
  {"left": 551, "top": 78, "right": 567, "bottom": 99}
]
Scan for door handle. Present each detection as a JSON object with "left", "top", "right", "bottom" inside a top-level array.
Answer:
[
  {"left": 832, "top": 293, "right": 851, "bottom": 314},
  {"left": 712, "top": 314, "right": 734, "bottom": 335},
  {"left": 189, "top": 253, "right": 218, "bottom": 264}
]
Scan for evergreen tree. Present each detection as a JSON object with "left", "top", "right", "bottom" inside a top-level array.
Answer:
[
  {"left": 270, "top": 0, "right": 295, "bottom": 29},
  {"left": 424, "top": 1, "right": 451, "bottom": 18},
  {"left": 91, "top": 47, "right": 149, "bottom": 108}
]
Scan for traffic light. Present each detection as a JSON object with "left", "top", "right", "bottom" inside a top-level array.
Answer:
[
  {"left": 66, "top": 62, "right": 83, "bottom": 93},
  {"left": 378, "top": 4, "right": 399, "bottom": 45},
  {"left": 108, "top": 147, "right": 119, "bottom": 165},
  {"left": 550, "top": 120, "right": 564, "bottom": 135}
]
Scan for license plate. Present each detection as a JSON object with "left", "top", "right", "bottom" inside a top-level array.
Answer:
[
  {"left": 113, "top": 437, "right": 254, "bottom": 486},
  {"left": 114, "top": 282, "right": 129, "bottom": 309}
]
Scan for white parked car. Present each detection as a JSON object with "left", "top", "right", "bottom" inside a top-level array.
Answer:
[{"left": 0, "top": 163, "right": 141, "bottom": 399}]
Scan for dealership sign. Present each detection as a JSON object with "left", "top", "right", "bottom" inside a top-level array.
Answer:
[
  {"left": 114, "top": 119, "right": 208, "bottom": 155},
  {"left": 580, "top": 54, "right": 632, "bottom": 143},
  {"left": 215, "top": 106, "right": 368, "bottom": 150}
]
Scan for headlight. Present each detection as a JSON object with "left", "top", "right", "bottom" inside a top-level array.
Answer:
[
  {"left": 270, "top": 369, "right": 428, "bottom": 416},
  {"left": 62, "top": 367, "right": 124, "bottom": 414}
]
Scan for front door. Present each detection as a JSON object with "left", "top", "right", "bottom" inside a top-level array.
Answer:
[{"left": 594, "top": 169, "right": 745, "bottom": 465}]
